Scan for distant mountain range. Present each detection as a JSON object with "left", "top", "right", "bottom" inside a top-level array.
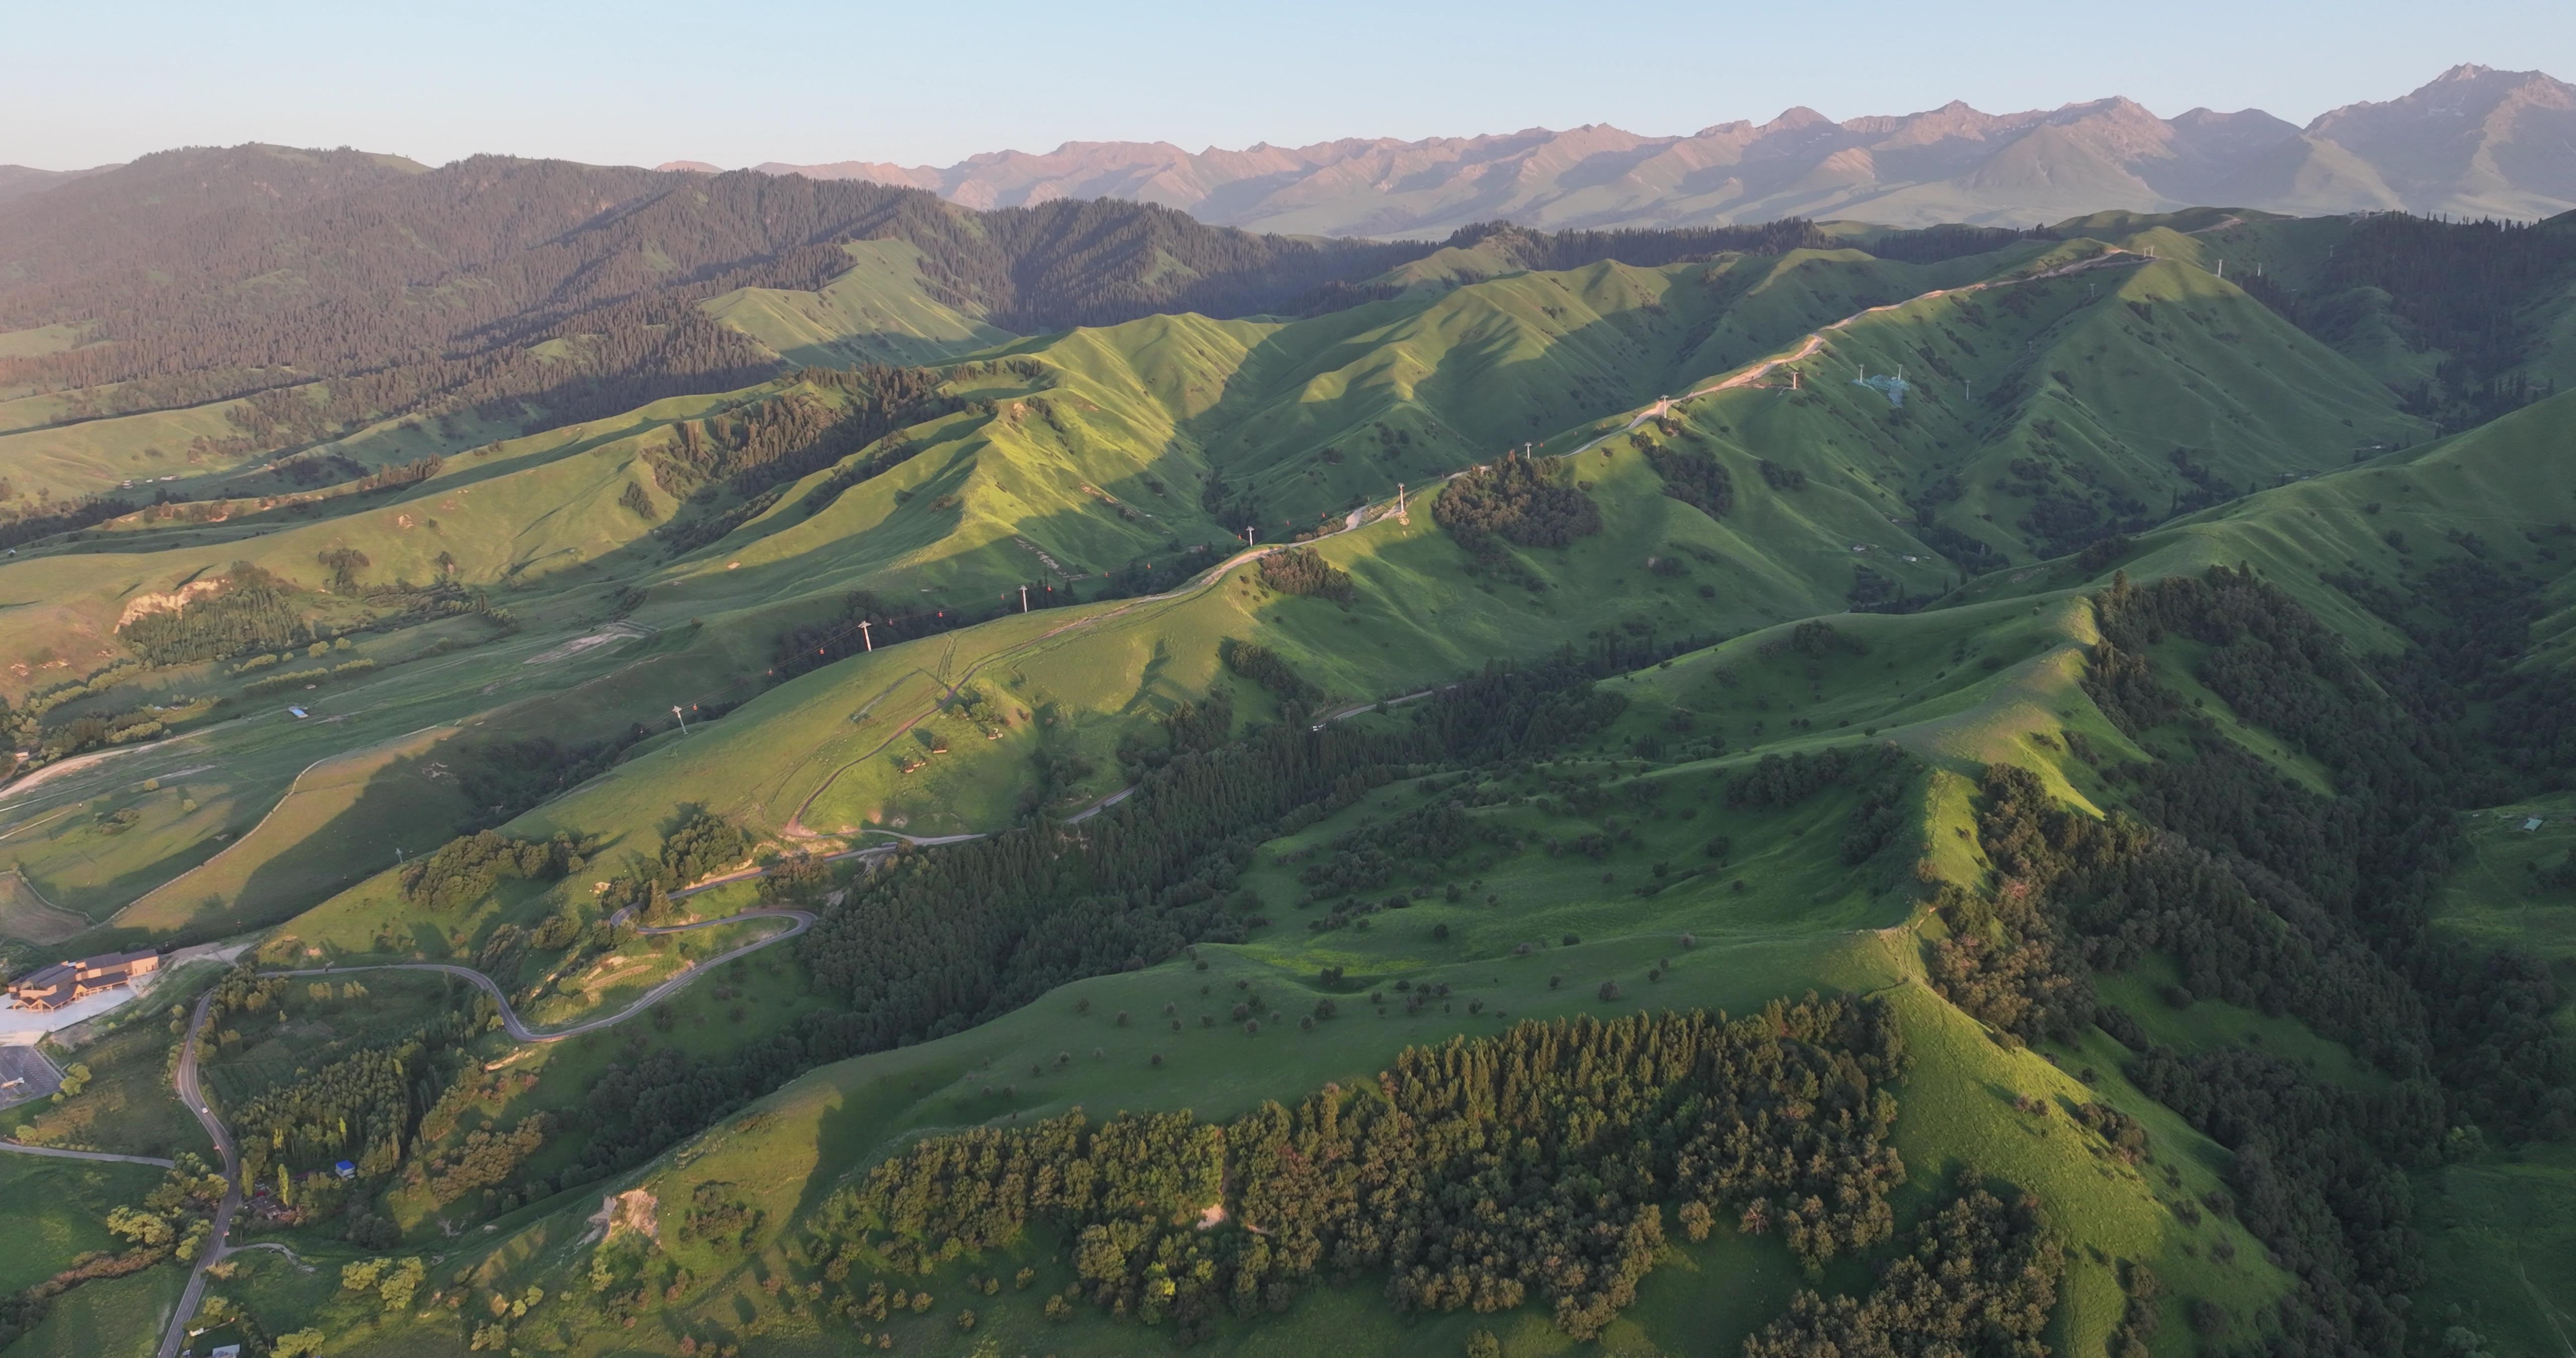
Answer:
[{"left": 666, "top": 64, "right": 2576, "bottom": 236}]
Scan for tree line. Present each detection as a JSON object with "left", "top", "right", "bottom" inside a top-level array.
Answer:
[
  {"left": 1432, "top": 451, "right": 1602, "bottom": 553},
  {"left": 814, "top": 1000, "right": 1907, "bottom": 1344},
  {"left": 115, "top": 562, "right": 308, "bottom": 664},
  {"left": 1256, "top": 547, "right": 1355, "bottom": 603},
  {"left": 0, "top": 155, "right": 1430, "bottom": 463},
  {"left": 2237, "top": 212, "right": 2576, "bottom": 429},
  {"left": 555, "top": 656, "right": 1635, "bottom": 1182},
  {"left": 1742, "top": 1170, "right": 2062, "bottom": 1358},
  {"left": 1929, "top": 565, "right": 2576, "bottom": 1355}
]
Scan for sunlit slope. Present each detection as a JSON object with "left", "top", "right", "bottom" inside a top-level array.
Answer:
[
  {"left": 0, "top": 376, "right": 529, "bottom": 507},
  {"left": 2101, "top": 209, "right": 2576, "bottom": 396},
  {"left": 8, "top": 242, "right": 2418, "bottom": 700},
  {"left": 0, "top": 390, "right": 744, "bottom": 680},
  {"left": 943, "top": 249, "right": 2020, "bottom": 532},
  {"left": 672, "top": 251, "right": 1999, "bottom": 610},
  {"left": 1651, "top": 255, "right": 2421, "bottom": 567},
  {"left": 68, "top": 246, "right": 2456, "bottom": 941},
  {"left": 473, "top": 442, "right": 1897, "bottom": 851},
  {"left": 702, "top": 239, "right": 1018, "bottom": 368},
  {"left": 1957, "top": 387, "right": 2576, "bottom": 647},
  {"left": 0, "top": 235, "right": 2493, "bottom": 963},
  {"left": 411, "top": 681, "right": 2289, "bottom": 1358}
]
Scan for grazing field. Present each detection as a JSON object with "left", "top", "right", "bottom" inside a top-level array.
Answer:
[
  {"left": 0, "top": 1151, "right": 160, "bottom": 1293},
  {"left": 0, "top": 869, "right": 89, "bottom": 943}
]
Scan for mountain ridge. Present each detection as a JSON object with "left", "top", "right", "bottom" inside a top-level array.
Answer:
[{"left": 675, "top": 64, "right": 2576, "bottom": 235}]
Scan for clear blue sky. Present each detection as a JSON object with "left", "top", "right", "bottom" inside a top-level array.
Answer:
[{"left": 7, "top": 0, "right": 2571, "bottom": 170}]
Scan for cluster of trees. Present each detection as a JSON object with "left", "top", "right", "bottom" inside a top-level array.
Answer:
[
  {"left": 1924, "top": 763, "right": 2111, "bottom": 1046},
  {"left": 815, "top": 1001, "right": 1907, "bottom": 1343},
  {"left": 641, "top": 367, "right": 1011, "bottom": 550},
  {"left": 592, "top": 809, "right": 752, "bottom": 921},
  {"left": 2238, "top": 212, "right": 2576, "bottom": 428},
  {"left": 1742, "top": 1172, "right": 2062, "bottom": 1358},
  {"left": 1432, "top": 453, "right": 1601, "bottom": 552},
  {"left": 1754, "top": 459, "right": 1807, "bottom": 492},
  {"left": 1930, "top": 565, "right": 2576, "bottom": 1353},
  {"left": 423, "top": 1114, "right": 555, "bottom": 1205},
  {"left": 2334, "top": 555, "right": 2576, "bottom": 791},
  {"left": 227, "top": 988, "right": 497, "bottom": 1187},
  {"left": 799, "top": 436, "right": 934, "bottom": 518},
  {"left": 560, "top": 658, "right": 1628, "bottom": 1180},
  {"left": 1710, "top": 743, "right": 1918, "bottom": 886},
  {"left": 1725, "top": 744, "right": 1883, "bottom": 810},
  {"left": 115, "top": 562, "right": 310, "bottom": 664},
  {"left": 648, "top": 367, "right": 958, "bottom": 512},
  {"left": 1291, "top": 800, "right": 1509, "bottom": 903},
  {"left": 397, "top": 829, "right": 594, "bottom": 910},
  {"left": 1256, "top": 547, "right": 1355, "bottom": 603},
  {"left": 1644, "top": 446, "right": 1733, "bottom": 518},
  {"left": 1218, "top": 638, "right": 1323, "bottom": 715},
  {"left": 0, "top": 492, "right": 141, "bottom": 552}
]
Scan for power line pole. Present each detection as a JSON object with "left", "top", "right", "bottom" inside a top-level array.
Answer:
[
  {"left": 1244, "top": 524, "right": 1256, "bottom": 547},
  {"left": 857, "top": 620, "right": 873, "bottom": 653},
  {"left": 1018, "top": 584, "right": 1028, "bottom": 613},
  {"left": 671, "top": 705, "right": 689, "bottom": 736}
]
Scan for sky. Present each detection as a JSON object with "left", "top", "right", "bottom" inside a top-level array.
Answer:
[{"left": 6, "top": 0, "right": 2573, "bottom": 171}]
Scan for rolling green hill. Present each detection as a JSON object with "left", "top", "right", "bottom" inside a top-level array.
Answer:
[
  {"left": 700, "top": 240, "right": 1019, "bottom": 369},
  {"left": 0, "top": 204, "right": 2570, "bottom": 1358}
]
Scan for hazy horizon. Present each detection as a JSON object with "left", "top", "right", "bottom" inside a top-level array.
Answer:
[{"left": 8, "top": 0, "right": 2572, "bottom": 173}]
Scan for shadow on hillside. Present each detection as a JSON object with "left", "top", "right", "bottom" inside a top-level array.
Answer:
[{"left": 79, "top": 737, "right": 475, "bottom": 954}]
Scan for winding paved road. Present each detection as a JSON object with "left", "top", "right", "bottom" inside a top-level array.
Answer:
[
  {"left": 158, "top": 987, "right": 242, "bottom": 1358},
  {"left": 155, "top": 904, "right": 812, "bottom": 1357},
  {"left": 269, "top": 907, "right": 813, "bottom": 1043}
]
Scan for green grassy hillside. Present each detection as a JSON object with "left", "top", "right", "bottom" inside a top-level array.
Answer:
[
  {"left": 701, "top": 240, "right": 1018, "bottom": 368},
  {"left": 7, "top": 209, "right": 2575, "bottom": 1358}
]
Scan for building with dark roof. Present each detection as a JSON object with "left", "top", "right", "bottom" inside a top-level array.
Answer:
[{"left": 7, "top": 950, "right": 159, "bottom": 1011}]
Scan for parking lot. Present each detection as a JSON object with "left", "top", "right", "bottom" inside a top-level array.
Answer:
[{"left": 0, "top": 1045, "right": 64, "bottom": 1110}]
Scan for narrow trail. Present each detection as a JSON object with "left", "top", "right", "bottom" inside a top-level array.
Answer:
[{"left": 157, "top": 904, "right": 811, "bottom": 1357}]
